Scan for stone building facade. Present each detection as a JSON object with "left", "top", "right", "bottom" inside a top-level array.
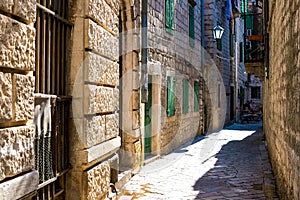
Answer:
[
  {"left": 0, "top": 0, "right": 258, "bottom": 199},
  {"left": 0, "top": 0, "right": 141, "bottom": 199},
  {"left": 119, "top": 0, "right": 143, "bottom": 175},
  {"left": 67, "top": 0, "right": 122, "bottom": 199},
  {"left": 145, "top": 0, "right": 204, "bottom": 156},
  {"left": 234, "top": 15, "right": 248, "bottom": 120},
  {"left": 263, "top": 0, "right": 300, "bottom": 199},
  {"left": 203, "top": 0, "right": 238, "bottom": 128},
  {"left": 0, "top": 1, "right": 38, "bottom": 199},
  {"left": 0, "top": 0, "right": 204, "bottom": 198}
]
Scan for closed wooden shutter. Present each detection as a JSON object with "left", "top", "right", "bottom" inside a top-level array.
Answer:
[
  {"left": 182, "top": 79, "right": 189, "bottom": 114},
  {"left": 240, "top": 42, "right": 244, "bottom": 62},
  {"left": 165, "top": 0, "right": 174, "bottom": 33},
  {"left": 240, "top": 0, "right": 248, "bottom": 14},
  {"left": 246, "top": 13, "right": 254, "bottom": 29},
  {"left": 189, "top": 5, "right": 195, "bottom": 46},
  {"left": 167, "top": 76, "right": 175, "bottom": 116},
  {"left": 217, "top": 39, "right": 222, "bottom": 50}
]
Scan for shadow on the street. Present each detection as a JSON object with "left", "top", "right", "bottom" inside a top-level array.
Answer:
[
  {"left": 224, "top": 122, "right": 263, "bottom": 131},
  {"left": 173, "top": 136, "right": 206, "bottom": 154},
  {"left": 192, "top": 129, "right": 278, "bottom": 199}
]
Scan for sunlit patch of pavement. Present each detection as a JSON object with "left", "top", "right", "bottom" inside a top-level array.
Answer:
[{"left": 117, "top": 122, "right": 278, "bottom": 200}]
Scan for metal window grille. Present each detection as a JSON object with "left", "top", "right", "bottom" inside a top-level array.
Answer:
[
  {"left": 35, "top": 0, "right": 72, "bottom": 95},
  {"left": 33, "top": 0, "right": 73, "bottom": 199}
]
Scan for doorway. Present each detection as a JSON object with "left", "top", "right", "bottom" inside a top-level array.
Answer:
[
  {"left": 144, "top": 76, "right": 152, "bottom": 155},
  {"left": 230, "top": 86, "right": 235, "bottom": 121}
]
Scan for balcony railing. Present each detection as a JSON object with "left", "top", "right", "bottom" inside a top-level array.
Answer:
[
  {"left": 243, "top": 0, "right": 265, "bottom": 78},
  {"left": 245, "top": 36, "right": 264, "bottom": 64}
]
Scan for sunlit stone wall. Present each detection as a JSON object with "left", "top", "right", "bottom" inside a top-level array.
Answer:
[
  {"left": 0, "top": 1, "right": 38, "bottom": 199},
  {"left": 147, "top": 0, "right": 204, "bottom": 155},
  {"left": 67, "top": 0, "right": 121, "bottom": 199},
  {"left": 263, "top": 1, "right": 300, "bottom": 199}
]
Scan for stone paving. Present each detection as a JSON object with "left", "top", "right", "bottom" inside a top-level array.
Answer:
[{"left": 117, "top": 123, "right": 279, "bottom": 200}]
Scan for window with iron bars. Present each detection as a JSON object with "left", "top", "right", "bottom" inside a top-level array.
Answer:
[{"left": 33, "top": 0, "right": 73, "bottom": 199}]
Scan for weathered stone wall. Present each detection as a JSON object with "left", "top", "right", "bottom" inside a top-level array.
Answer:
[
  {"left": 147, "top": 0, "right": 204, "bottom": 155},
  {"left": 0, "top": 1, "right": 38, "bottom": 199},
  {"left": 204, "top": 0, "right": 232, "bottom": 126},
  {"left": 119, "top": 0, "right": 142, "bottom": 172},
  {"left": 0, "top": 0, "right": 36, "bottom": 23},
  {"left": 85, "top": 161, "right": 110, "bottom": 200},
  {"left": 0, "top": 125, "right": 35, "bottom": 181},
  {"left": 67, "top": 0, "right": 122, "bottom": 199},
  {"left": 263, "top": 1, "right": 300, "bottom": 200},
  {"left": 235, "top": 17, "right": 247, "bottom": 120}
]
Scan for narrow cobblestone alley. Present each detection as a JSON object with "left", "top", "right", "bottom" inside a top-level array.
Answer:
[{"left": 117, "top": 123, "right": 278, "bottom": 200}]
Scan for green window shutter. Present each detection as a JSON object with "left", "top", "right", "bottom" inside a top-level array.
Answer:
[
  {"left": 240, "top": 0, "right": 248, "bottom": 14},
  {"left": 240, "top": 42, "right": 243, "bottom": 62},
  {"left": 182, "top": 79, "right": 189, "bottom": 114},
  {"left": 165, "top": 0, "right": 174, "bottom": 34},
  {"left": 246, "top": 14, "right": 254, "bottom": 29},
  {"left": 189, "top": 5, "right": 195, "bottom": 46},
  {"left": 167, "top": 76, "right": 175, "bottom": 116},
  {"left": 194, "top": 81, "right": 199, "bottom": 112},
  {"left": 217, "top": 39, "right": 222, "bottom": 50}
]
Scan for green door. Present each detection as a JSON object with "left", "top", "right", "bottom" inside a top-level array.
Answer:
[{"left": 144, "top": 76, "right": 152, "bottom": 154}]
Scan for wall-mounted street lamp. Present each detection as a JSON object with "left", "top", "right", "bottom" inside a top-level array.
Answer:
[{"left": 213, "top": 25, "right": 224, "bottom": 39}]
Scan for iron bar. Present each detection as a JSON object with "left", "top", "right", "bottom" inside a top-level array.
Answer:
[{"left": 34, "top": 0, "right": 72, "bottom": 198}]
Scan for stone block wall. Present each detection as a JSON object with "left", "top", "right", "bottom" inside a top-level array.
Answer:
[
  {"left": 67, "top": 0, "right": 122, "bottom": 199},
  {"left": 85, "top": 161, "right": 110, "bottom": 200},
  {"left": 119, "top": 0, "right": 142, "bottom": 172},
  {"left": 204, "top": 0, "right": 232, "bottom": 126},
  {"left": 0, "top": 1, "right": 38, "bottom": 199},
  {"left": 263, "top": 1, "right": 300, "bottom": 200},
  {"left": 235, "top": 17, "right": 247, "bottom": 120},
  {"left": 147, "top": 0, "right": 204, "bottom": 155},
  {"left": 0, "top": 125, "right": 35, "bottom": 181}
]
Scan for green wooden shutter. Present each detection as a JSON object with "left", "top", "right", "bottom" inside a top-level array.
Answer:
[
  {"left": 182, "top": 79, "right": 189, "bottom": 114},
  {"left": 240, "top": 42, "right": 243, "bottom": 62},
  {"left": 217, "top": 39, "right": 222, "bottom": 50},
  {"left": 246, "top": 14, "right": 254, "bottom": 29},
  {"left": 167, "top": 76, "right": 175, "bottom": 116},
  {"left": 240, "top": 0, "right": 248, "bottom": 14},
  {"left": 194, "top": 81, "right": 199, "bottom": 112},
  {"left": 144, "top": 76, "right": 152, "bottom": 154},
  {"left": 189, "top": 5, "right": 195, "bottom": 46},
  {"left": 165, "top": 0, "right": 174, "bottom": 34}
]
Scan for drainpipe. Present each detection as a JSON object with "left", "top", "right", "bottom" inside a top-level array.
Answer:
[
  {"left": 235, "top": 26, "right": 239, "bottom": 122},
  {"left": 141, "top": 0, "right": 148, "bottom": 103},
  {"left": 243, "top": 0, "right": 248, "bottom": 101},
  {"left": 243, "top": 0, "right": 247, "bottom": 65},
  {"left": 201, "top": 0, "right": 205, "bottom": 57},
  {"left": 201, "top": 0, "right": 205, "bottom": 133}
]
